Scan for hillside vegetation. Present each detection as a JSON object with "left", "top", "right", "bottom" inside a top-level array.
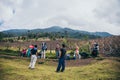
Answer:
[
  {"left": 0, "top": 36, "right": 119, "bottom": 57},
  {"left": 0, "top": 26, "right": 112, "bottom": 40}
]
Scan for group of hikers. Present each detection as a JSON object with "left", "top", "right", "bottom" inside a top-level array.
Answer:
[
  {"left": 21, "top": 42, "right": 99, "bottom": 59},
  {"left": 23, "top": 42, "right": 99, "bottom": 72},
  {"left": 20, "top": 42, "right": 47, "bottom": 58},
  {"left": 27, "top": 42, "right": 67, "bottom": 72}
]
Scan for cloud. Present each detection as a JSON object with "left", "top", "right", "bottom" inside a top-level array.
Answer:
[
  {"left": 0, "top": 0, "right": 120, "bottom": 35},
  {"left": 94, "top": 0, "right": 120, "bottom": 26},
  {"left": 0, "top": 20, "right": 4, "bottom": 26},
  {"left": 0, "top": 2, "right": 13, "bottom": 22}
]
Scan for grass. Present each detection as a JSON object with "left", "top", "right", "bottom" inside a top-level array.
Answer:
[
  {"left": 0, "top": 48, "right": 75, "bottom": 59},
  {"left": 0, "top": 49, "right": 19, "bottom": 56},
  {"left": 0, "top": 54, "right": 120, "bottom": 80}
]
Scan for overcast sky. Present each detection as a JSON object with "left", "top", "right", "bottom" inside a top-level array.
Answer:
[{"left": 0, "top": 0, "right": 120, "bottom": 35}]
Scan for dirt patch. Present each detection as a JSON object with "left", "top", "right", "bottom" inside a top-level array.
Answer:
[
  {"left": 37, "top": 58, "right": 94, "bottom": 67},
  {"left": 0, "top": 54, "right": 95, "bottom": 67}
]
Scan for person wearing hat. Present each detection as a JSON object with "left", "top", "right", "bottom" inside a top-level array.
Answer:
[{"left": 27, "top": 45, "right": 34, "bottom": 57}]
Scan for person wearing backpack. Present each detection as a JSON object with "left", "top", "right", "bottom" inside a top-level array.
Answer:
[
  {"left": 27, "top": 45, "right": 34, "bottom": 57},
  {"left": 56, "top": 44, "right": 66, "bottom": 72},
  {"left": 41, "top": 42, "right": 47, "bottom": 59},
  {"left": 29, "top": 45, "right": 38, "bottom": 69}
]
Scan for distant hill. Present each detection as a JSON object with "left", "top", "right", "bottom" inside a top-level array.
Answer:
[
  {"left": 2, "top": 26, "right": 113, "bottom": 39},
  {"left": 90, "top": 32, "right": 112, "bottom": 37}
]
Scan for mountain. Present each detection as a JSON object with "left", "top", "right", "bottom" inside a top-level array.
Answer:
[
  {"left": 2, "top": 26, "right": 113, "bottom": 38},
  {"left": 2, "top": 29, "right": 28, "bottom": 36},
  {"left": 91, "top": 32, "right": 112, "bottom": 37},
  {"left": 31, "top": 26, "right": 63, "bottom": 33}
]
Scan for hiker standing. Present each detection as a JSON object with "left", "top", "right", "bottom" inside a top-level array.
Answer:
[
  {"left": 74, "top": 46, "right": 81, "bottom": 59},
  {"left": 94, "top": 42, "right": 99, "bottom": 56},
  {"left": 41, "top": 42, "right": 47, "bottom": 59},
  {"left": 56, "top": 44, "right": 66, "bottom": 72},
  {"left": 91, "top": 42, "right": 99, "bottom": 57},
  {"left": 29, "top": 45, "right": 38, "bottom": 69},
  {"left": 55, "top": 43, "right": 60, "bottom": 59}
]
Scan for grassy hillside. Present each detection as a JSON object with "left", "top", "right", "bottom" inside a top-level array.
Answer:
[{"left": 0, "top": 55, "right": 120, "bottom": 80}]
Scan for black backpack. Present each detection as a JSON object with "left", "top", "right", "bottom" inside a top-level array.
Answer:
[{"left": 31, "top": 48, "right": 37, "bottom": 55}]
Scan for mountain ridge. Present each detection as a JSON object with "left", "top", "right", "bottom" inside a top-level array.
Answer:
[{"left": 2, "top": 26, "right": 113, "bottom": 38}]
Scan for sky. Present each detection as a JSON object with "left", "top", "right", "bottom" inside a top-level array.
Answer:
[{"left": 0, "top": 0, "right": 120, "bottom": 35}]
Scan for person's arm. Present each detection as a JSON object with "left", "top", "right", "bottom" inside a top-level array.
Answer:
[{"left": 36, "top": 50, "right": 38, "bottom": 56}]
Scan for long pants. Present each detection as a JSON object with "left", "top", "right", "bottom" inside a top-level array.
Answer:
[
  {"left": 42, "top": 50, "right": 46, "bottom": 59},
  {"left": 29, "top": 55, "right": 37, "bottom": 68},
  {"left": 56, "top": 58, "right": 65, "bottom": 72}
]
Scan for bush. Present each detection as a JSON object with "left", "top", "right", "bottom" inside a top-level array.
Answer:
[{"left": 46, "top": 52, "right": 56, "bottom": 59}]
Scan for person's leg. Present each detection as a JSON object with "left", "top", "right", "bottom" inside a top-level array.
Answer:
[
  {"left": 75, "top": 54, "right": 77, "bottom": 59},
  {"left": 43, "top": 50, "right": 46, "bottom": 59},
  {"left": 29, "top": 55, "right": 34, "bottom": 68},
  {"left": 96, "top": 50, "right": 99, "bottom": 56},
  {"left": 94, "top": 50, "right": 97, "bottom": 57},
  {"left": 92, "top": 50, "right": 96, "bottom": 57},
  {"left": 79, "top": 54, "right": 81, "bottom": 59},
  {"left": 43, "top": 50, "right": 45, "bottom": 59},
  {"left": 31, "top": 55, "right": 37, "bottom": 69},
  {"left": 41, "top": 51, "right": 43, "bottom": 58},
  {"left": 61, "top": 58, "right": 65, "bottom": 72},
  {"left": 44, "top": 50, "right": 46, "bottom": 59},
  {"left": 56, "top": 58, "right": 62, "bottom": 72}
]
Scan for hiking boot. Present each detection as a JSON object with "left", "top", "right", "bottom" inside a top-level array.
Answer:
[{"left": 55, "top": 70, "right": 60, "bottom": 73}]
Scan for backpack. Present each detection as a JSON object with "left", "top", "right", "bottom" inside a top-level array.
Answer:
[
  {"left": 42, "top": 43, "right": 47, "bottom": 50},
  {"left": 31, "top": 48, "right": 37, "bottom": 55}
]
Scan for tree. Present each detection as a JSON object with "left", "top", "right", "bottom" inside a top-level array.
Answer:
[
  {"left": 64, "top": 30, "right": 68, "bottom": 38},
  {"left": 0, "top": 32, "right": 4, "bottom": 41}
]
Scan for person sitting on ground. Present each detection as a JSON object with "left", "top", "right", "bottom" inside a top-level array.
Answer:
[
  {"left": 66, "top": 53, "right": 70, "bottom": 60},
  {"left": 21, "top": 48, "right": 27, "bottom": 57}
]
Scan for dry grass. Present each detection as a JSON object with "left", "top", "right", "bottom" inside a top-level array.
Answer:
[{"left": 0, "top": 55, "right": 120, "bottom": 80}]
